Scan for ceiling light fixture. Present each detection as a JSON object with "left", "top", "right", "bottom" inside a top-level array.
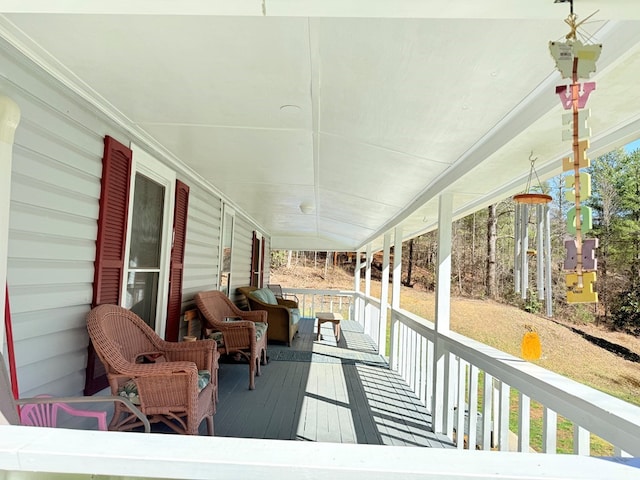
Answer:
[{"left": 299, "top": 202, "right": 314, "bottom": 214}]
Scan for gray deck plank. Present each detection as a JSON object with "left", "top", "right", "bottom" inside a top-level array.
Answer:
[{"left": 210, "top": 317, "right": 453, "bottom": 448}]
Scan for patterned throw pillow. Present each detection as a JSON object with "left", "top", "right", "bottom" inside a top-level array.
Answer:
[
  {"left": 118, "top": 370, "right": 211, "bottom": 405},
  {"left": 207, "top": 331, "right": 225, "bottom": 348}
]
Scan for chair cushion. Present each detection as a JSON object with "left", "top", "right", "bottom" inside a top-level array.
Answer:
[
  {"left": 206, "top": 322, "right": 267, "bottom": 344},
  {"left": 208, "top": 331, "right": 224, "bottom": 348},
  {"left": 119, "top": 370, "right": 211, "bottom": 405},
  {"left": 254, "top": 321, "right": 268, "bottom": 340},
  {"left": 250, "top": 287, "right": 278, "bottom": 305},
  {"left": 288, "top": 308, "right": 300, "bottom": 325}
]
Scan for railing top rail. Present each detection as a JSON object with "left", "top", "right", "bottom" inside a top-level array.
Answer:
[
  {"left": 284, "top": 288, "right": 356, "bottom": 296},
  {"left": 2, "top": 425, "right": 637, "bottom": 479}
]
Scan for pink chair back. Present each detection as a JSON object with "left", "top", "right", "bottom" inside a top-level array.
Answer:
[{"left": 19, "top": 394, "right": 108, "bottom": 430}]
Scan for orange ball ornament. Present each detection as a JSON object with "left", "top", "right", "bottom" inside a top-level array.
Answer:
[{"left": 521, "top": 326, "right": 542, "bottom": 361}]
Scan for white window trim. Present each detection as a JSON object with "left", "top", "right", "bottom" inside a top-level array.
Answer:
[{"left": 122, "top": 143, "right": 176, "bottom": 336}]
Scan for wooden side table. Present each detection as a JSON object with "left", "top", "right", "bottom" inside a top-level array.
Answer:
[{"left": 315, "top": 312, "right": 342, "bottom": 341}]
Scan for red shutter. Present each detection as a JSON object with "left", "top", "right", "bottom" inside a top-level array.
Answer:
[
  {"left": 165, "top": 180, "right": 189, "bottom": 341},
  {"left": 260, "top": 237, "right": 265, "bottom": 287},
  {"left": 250, "top": 231, "right": 260, "bottom": 287},
  {"left": 84, "top": 135, "right": 132, "bottom": 395}
]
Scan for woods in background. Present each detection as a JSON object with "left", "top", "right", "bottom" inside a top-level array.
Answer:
[{"left": 272, "top": 147, "right": 640, "bottom": 334}]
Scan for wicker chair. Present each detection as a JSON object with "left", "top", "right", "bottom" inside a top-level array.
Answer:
[
  {"left": 194, "top": 290, "right": 268, "bottom": 390},
  {"left": 86, "top": 304, "right": 218, "bottom": 435},
  {"left": 237, "top": 286, "right": 300, "bottom": 346}
]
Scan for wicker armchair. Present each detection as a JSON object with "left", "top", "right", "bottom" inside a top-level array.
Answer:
[
  {"left": 194, "top": 290, "right": 268, "bottom": 390},
  {"left": 237, "top": 286, "right": 300, "bottom": 346},
  {"left": 86, "top": 304, "right": 218, "bottom": 435}
]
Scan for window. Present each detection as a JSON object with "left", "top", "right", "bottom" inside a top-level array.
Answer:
[{"left": 123, "top": 144, "right": 176, "bottom": 333}]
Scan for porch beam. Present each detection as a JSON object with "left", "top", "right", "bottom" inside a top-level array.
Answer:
[{"left": 0, "top": 96, "right": 20, "bottom": 349}]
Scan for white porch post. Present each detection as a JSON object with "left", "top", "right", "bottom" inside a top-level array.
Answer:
[
  {"left": 353, "top": 248, "right": 362, "bottom": 323},
  {"left": 364, "top": 243, "right": 372, "bottom": 335},
  {"left": 432, "top": 192, "right": 453, "bottom": 434},
  {"left": 378, "top": 232, "right": 391, "bottom": 356},
  {"left": 389, "top": 226, "right": 402, "bottom": 370},
  {"left": 0, "top": 96, "right": 20, "bottom": 350}
]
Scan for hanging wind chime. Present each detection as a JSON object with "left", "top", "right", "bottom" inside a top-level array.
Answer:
[
  {"left": 513, "top": 154, "right": 553, "bottom": 317},
  {"left": 549, "top": 0, "right": 600, "bottom": 304}
]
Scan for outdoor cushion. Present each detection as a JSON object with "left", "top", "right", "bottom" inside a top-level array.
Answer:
[
  {"left": 206, "top": 322, "right": 268, "bottom": 345},
  {"left": 289, "top": 308, "right": 300, "bottom": 325},
  {"left": 250, "top": 287, "right": 278, "bottom": 305},
  {"left": 254, "top": 321, "right": 268, "bottom": 340},
  {"left": 119, "top": 370, "right": 211, "bottom": 405},
  {"left": 209, "top": 331, "right": 224, "bottom": 348}
]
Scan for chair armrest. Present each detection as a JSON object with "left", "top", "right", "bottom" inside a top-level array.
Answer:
[
  {"left": 236, "top": 309, "right": 267, "bottom": 323},
  {"left": 121, "top": 362, "right": 203, "bottom": 408},
  {"left": 277, "top": 298, "right": 298, "bottom": 309},
  {"left": 16, "top": 395, "right": 150, "bottom": 433},
  {"left": 155, "top": 339, "right": 217, "bottom": 371}
]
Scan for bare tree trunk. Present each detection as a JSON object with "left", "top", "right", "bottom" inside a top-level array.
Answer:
[
  {"left": 486, "top": 204, "right": 497, "bottom": 299},
  {"left": 405, "top": 238, "right": 414, "bottom": 286},
  {"left": 287, "top": 250, "right": 292, "bottom": 268},
  {"left": 324, "top": 252, "right": 330, "bottom": 278}
]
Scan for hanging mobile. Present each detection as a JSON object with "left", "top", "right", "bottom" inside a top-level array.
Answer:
[{"left": 513, "top": 153, "right": 553, "bottom": 317}]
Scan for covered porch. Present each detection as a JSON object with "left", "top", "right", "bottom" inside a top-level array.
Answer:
[
  {"left": 2, "top": 1, "right": 640, "bottom": 478},
  {"left": 215, "top": 316, "right": 452, "bottom": 447}
]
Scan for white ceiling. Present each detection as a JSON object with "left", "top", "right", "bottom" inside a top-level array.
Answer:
[{"left": 2, "top": 1, "right": 640, "bottom": 252}]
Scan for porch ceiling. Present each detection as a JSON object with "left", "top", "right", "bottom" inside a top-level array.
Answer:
[{"left": 2, "top": 1, "right": 640, "bottom": 251}]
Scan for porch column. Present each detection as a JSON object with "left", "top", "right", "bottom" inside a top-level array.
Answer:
[
  {"left": 365, "top": 243, "right": 372, "bottom": 295},
  {"left": 364, "top": 243, "right": 372, "bottom": 335},
  {"left": 354, "top": 248, "right": 362, "bottom": 292},
  {"left": 389, "top": 226, "right": 402, "bottom": 370},
  {"left": 432, "top": 192, "right": 453, "bottom": 435},
  {"left": 0, "top": 96, "right": 20, "bottom": 349},
  {"left": 353, "top": 248, "right": 362, "bottom": 322},
  {"left": 378, "top": 232, "right": 391, "bottom": 356}
]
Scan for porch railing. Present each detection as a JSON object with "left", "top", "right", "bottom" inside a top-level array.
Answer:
[{"left": 286, "top": 287, "right": 640, "bottom": 457}]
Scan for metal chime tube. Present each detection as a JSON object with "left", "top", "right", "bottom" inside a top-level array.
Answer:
[
  {"left": 520, "top": 204, "right": 529, "bottom": 299},
  {"left": 536, "top": 204, "right": 545, "bottom": 302},
  {"left": 544, "top": 205, "right": 553, "bottom": 317},
  {"left": 514, "top": 204, "right": 521, "bottom": 294}
]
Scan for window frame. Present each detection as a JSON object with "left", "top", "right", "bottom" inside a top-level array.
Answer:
[{"left": 122, "top": 143, "right": 176, "bottom": 336}]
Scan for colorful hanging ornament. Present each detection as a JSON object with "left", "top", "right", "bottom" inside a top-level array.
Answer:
[
  {"left": 549, "top": 0, "right": 600, "bottom": 304},
  {"left": 521, "top": 325, "right": 542, "bottom": 361}
]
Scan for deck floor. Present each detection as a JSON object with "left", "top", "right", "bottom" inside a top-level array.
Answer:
[{"left": 211, "top": 317, "right": 453, "bottom": 448}]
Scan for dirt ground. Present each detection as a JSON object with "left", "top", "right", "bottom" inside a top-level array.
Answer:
[{"left": 271, "top": 265, "right": 640, "bottom": 405}]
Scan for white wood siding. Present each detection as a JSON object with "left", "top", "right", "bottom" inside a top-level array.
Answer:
[
  {"left": 181, "top": 182, "right": 222, "bottom": 303},
  {"left": 1, "top": 47, "right": 122, "bottom": 397}
]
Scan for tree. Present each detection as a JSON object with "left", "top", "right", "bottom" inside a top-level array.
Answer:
[{"left": 486, "top": 204, "right": 497, "bottom": 299}]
